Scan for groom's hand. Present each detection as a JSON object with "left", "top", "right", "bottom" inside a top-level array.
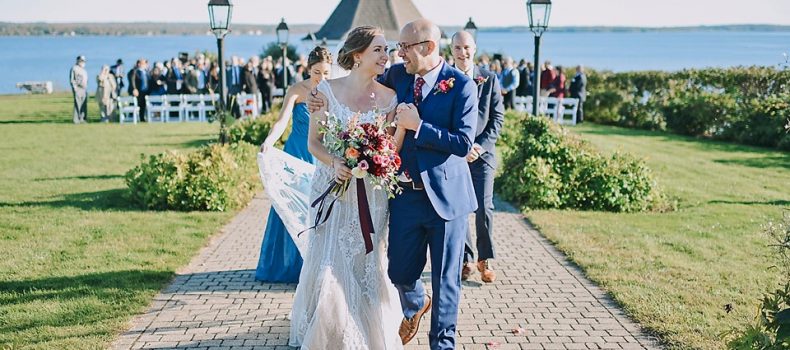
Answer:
[
  {"left": 395, "top": 103, "right": 421, "bottom": 131},
  {"left": 306, "top": 88, "right": 324, "bottom": 113}
]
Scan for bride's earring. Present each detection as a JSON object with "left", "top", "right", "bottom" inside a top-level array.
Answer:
[{"left": 353, "top": 60, "right": 360, "bottom": 69}]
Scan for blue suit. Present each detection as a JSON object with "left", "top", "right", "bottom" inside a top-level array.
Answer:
[{"left": 380, "top": 62, "right": 478, "bottom": 350}]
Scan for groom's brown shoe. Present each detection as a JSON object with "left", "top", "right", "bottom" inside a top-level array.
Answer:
[
  {"left": 477, "top": 260, "right": 496, "bottom": 283},
  {"left": 399, "top": 295, "right": 431, "bottom": 345},
  {"left": 461, "top": 262, "right": 474, "bottom": 281}
]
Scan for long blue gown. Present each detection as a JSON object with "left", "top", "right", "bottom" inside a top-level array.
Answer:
[{"left": 255, "top": 103, "right": 315, "bottom": 283}]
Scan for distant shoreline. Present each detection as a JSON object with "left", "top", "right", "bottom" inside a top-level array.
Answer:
[{"left": 2, "top": 22, "right": 789, "bottom": 36}]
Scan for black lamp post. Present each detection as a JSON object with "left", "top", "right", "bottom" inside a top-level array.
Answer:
[
  {"left": 464, "top": 17, "right": 478, "bottom": 41},
  {"left": 276, "top": 18, "right": 290, "bottom": 93},
  {"left": 208, "top": 0, "right": 232, "bottom": 110},
  {"left": 208, "top": 0, "right": 232, "bottom": 144},
  {"left": 527, "top": 0, "right": 552, "bottom": 116}
]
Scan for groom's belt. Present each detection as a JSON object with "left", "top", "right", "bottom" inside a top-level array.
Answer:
[{"left": 398, "top": 180, "right": 424, "bottom": 191}]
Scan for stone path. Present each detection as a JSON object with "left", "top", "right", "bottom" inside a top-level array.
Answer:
[{"left": 112, "top": 194, "right": 662, "bottom": 350}]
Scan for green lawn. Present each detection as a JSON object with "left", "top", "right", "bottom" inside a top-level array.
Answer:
[
  {"left": 0, "top": 93, "right": 238, "bottom": 349},
  {"left": 525, "top": 124, "right": 790, "bottom": 349}
]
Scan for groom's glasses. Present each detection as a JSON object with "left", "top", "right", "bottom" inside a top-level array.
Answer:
[{"left": 397, "top": 40, "right": 431, "bottom": 51}]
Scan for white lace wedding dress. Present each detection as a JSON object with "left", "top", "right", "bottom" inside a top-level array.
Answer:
[{"left": 289, "top": 80, "right": 404, "bottom": 350}]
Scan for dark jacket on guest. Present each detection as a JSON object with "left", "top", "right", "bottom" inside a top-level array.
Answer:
[
  {"left": 472, "top": 66, "right": 505, "bottom": 168},
  {"left": 127, "top": 68, "right": 148, "bottom": 95},
  {"left": 242, "top": 69, "right": 258, "bottom": 94},
  {"left": 569, "top": 72, "right": 587, "bottom": 101},
  {"left": 516, "top": 65, "right": 531, "bottom": 97},
  {"left": 166, "top": 67, "right": 184, "bottom": 94}
]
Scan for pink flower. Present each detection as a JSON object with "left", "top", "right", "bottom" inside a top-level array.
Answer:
[
  {"left": 433, "top": 77, "right": 456, "bottom": 95},
  {"left": 358, "top": 160, "right": 369, "bottom": 170}
]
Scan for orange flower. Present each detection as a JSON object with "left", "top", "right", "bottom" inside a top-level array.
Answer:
[{"left": 345, "top": 147, "right": 360, "bottom": 159}]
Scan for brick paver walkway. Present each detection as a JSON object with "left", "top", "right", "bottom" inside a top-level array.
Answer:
[{"left": 112, "top": 194, "right": 662, "bottom": 350}]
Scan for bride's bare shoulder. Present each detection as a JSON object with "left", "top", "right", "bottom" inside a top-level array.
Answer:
[{"left": 373, "top": 81, "right": 396, "bottom": 103}]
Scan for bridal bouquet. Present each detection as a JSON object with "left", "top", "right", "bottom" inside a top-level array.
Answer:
[
  {"left": 307, "top": 95, "right": 402, "bottom": 254},
  {"left": 317, "top": 102, "right": 402, "bottom": 198}
]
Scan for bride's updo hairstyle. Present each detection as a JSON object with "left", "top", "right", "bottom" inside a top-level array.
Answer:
[
  {"left": 307, "top": 46, "right": 332, "bottom": 69},
  {"left": 337, "top": 26, "right": 384, "bottom": 70}
]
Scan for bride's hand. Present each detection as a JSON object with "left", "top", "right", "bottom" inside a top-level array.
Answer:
[
  {"left": 332, "top": 157, "right": 352, "bottom": 184},
  {"left": 307, "top": 88, "right": 325, "bottom": 113}
]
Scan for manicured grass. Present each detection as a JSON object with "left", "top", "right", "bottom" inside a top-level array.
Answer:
[
  {"left": 524, "top": 123, "right": 789, "bottom": 349},
  {"left": 0, "top": 93, "right": 238, "bottom": 349}
]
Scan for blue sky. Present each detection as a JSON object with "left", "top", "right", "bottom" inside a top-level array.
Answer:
[{"left": 2, "top": 0, "right": 789, "bottom": 27}]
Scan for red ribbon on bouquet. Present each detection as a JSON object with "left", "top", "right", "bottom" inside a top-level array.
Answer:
[
  {"left": 356, "top": 178, "right": 375, "bottom": 254},
  {"left": 300, "top": 178, "right": 375, "bottom": 255}
]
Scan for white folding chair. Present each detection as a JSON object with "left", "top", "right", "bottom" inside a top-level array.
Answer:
[
  {"left": 556, "top": 98, "right": 579, "bottom": 125},
  {"left": 514, "top": 96, "right": 528, "bottom": 112},
  {"left": 117, "top": 96, "right": 139, "bottom": 124},
  {"left": 544, "top": 97, "right": 560, "bottom": 120},
  {"left": 165, "top": 95, "right": 184, "bottom": 122},
  {"left": 182, "top": 94, "right": 203, "bottom": 122},
  {"left": 145, "top": 95, "right": 168, "bottom": 122}
]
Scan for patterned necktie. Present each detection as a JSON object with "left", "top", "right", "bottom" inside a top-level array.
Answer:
[{"left": 413, "top": 77, "right": 425, "bottom": 106}]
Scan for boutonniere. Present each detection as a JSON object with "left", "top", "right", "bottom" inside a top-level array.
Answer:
[
  {"left": 475, "top": 76, "right": 488, "bottom": 86},
  {"left": 433, "top": 77, "right": 455, "bottom": 95}
]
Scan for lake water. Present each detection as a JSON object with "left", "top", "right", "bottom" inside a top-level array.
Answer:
[{"left": 1, "top": 31, "right": 789, "bottom": 94}]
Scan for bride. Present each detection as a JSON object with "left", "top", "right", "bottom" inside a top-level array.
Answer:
[{"left": 289, "top": 26, "right": 406, "bottom": 349}]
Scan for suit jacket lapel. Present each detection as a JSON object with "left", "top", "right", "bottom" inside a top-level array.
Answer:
[
  {"left": 420, "top": 62, "right": 451, "bottom": 107},
  {"left": 474, "top": 65, "right": 484, "bottom": 99}
]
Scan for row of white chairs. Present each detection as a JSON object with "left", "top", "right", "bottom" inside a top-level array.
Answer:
[
  {"left": 117, "top": 93, "right": 261, "bottom": 124},
  {"left": 514, "top": 96, "right": 580, "bottom": 125}
]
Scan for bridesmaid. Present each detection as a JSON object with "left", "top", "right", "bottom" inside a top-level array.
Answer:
[{"left": 256, "top": 46, "right": 333, "bottom": 283}]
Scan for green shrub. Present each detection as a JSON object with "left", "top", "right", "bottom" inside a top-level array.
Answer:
[
  {"left": 663, "top": 90, "right": 737, "bottom": 136},
  {"left": 496, "top": 112, "right": 668, "bottom": 212},
  {"left": 125, "top": 142, "right": 260, "bottom": 211},
  {"left": 618, "top": 100, "right": 665, "bottom": 130},
  {"left": 586, "top": 89, "right": 625, "bottom": 125},
  {"left": 725, "top": 95, "right": 790, "bottom": 150},
  {"left": 585, "top": 66, "right": 790, "bottom": 149},
  {"left": 228, "top": 106, "right": 281, "bottom": 146}
]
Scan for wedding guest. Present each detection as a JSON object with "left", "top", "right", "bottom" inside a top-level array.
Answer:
[
  {"left": 549, "top": 65, "right": 566, "bottom": 98},
  {"left": 488, "top": 59, "right": 501, "bottom": 76},
  {"left": 540, "top": 60, "right": 556, "bottom": 96},
  {"left": 569, "top": 65, "right": 587, "bottom": 123},
  {"left": 256, "top": 58, "right": 275, "bottom": 114},
  {"left": 227, "top": 55, "right": 243, "bottom": 95},
  {"left": 478, "top": 53, "right": 490, "bottom": 69},
  {"left": 166, "top": 58, "right": 184, "bottom": 94},
  {"left": 206, "top": 62, "right": 220, "bottom": 96},
  {"left": 184, "top": 64, "right": 199, "bottom": 94},
  {"left": 128, "top": 59, "right": 149, "bottom": 121},
  {"left": 70, "top": 55, "right": 88, "bottom": 124},
  {"left": 451, "top": 31, "right": 504, "bottom": 283},
  {"left": 255, "top": 46, "right": 332, "bottom": 283},
  {"left": 148, "top": 66, "right": 167, "bottom": 96},
  {"left": 109, "top": 58, "right": 124, "bottom": 97},
  {"left": 500, "top": 57, "right": 519, "bottom": 109},
  {"left": 195, "top": 56, "right": 208, "bottom": 93},
  {"left": 516, "top": 59, "right": 531, "bottom": 98},
  {"left": 95, "top": 65, "right": 116, "bottom": 122}
]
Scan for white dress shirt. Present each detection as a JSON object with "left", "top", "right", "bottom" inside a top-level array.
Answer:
[{"left": 414, "top": 60, "right": 445, "bottom": 138}]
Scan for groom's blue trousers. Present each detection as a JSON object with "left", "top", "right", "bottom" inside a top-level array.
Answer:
[{"left": 388, "top": 187, "right": 466, "bottom": 350}]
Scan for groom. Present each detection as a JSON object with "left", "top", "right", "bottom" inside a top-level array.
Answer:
[{"left": 382, "top": 19, "right": 478, "bottom": 349}]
